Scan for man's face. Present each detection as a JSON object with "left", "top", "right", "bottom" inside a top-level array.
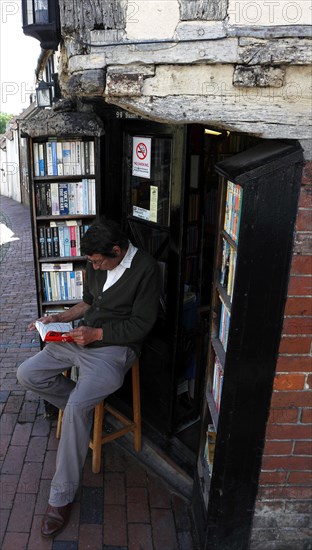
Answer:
[{"left": 86, "top": 247, "right": 122, "bottom": 271}]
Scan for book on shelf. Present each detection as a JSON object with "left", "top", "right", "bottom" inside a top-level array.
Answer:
[
  {"left": 219, "top": 239, "right": 237, "bottom": 301},
  {"left": 84, "top": 141, "right": 90, "bottom": 174},
  {"left": 218, "top": 296, "right": 230, "bottom": 351},
  {"left": 35, "top": 183, "right": 42, "bottom": 217},
  {"left": 46, "top": 141, "right": 53, "bottom": 176},
  {"left": 70, "top": 226, "right": 77, "bottom": 256},
  {"left": 58, "top": 183, "right": 69, "bottom": 215},
  {"left": 55, "top": 233, "right": 65, "bottom": 257},
  {"left": 46, "top": 184, "right": 52, "bottom": 214},
  {"left": 227, "top": 248, "right": 237, "bottom": 300},
  {"left": 35, "top": 320, "right": 74, "bottom": 343},
  {"left": 70, "top": 142, "right": 76, "bottom": 175},
  {"left": 220, "top": 238, "right": 230, "bottom": 288},
  {"left": 38, "top": 226, "right": 47, "bottom": 257},
  {"left": 38, "top": 143, "right": 45, "bottom": 176},
  {"left": 212, "top": 356, "right": 224, "bottom": 413},
  {"left": 89, "top": 141, "right": 95, "bottom": 174},
  {"left": 223, "top": 180, "right": 243, "bottom": 243},
  {"left": 33, "top": 143, "right": 40, "bottom": 177},
  {"left": 62, "top": 142, "right": 71, "bottom": 176},
  {"left": 50, "top": 183, "right": 60, "bottom": 216},
  {"left": 41, "top": 262, "right": 74, "bottom": 272},
  {"left": 42, "top": 267, "right": 84, "bottom": 301},
  {"left": 63, "top": 226, "right": 71, "bottom": 257},
  {"left": 57, "top": 142, "right": 63, "bottom": 175},
  {"left": 45, "top": 227, "right": 53, "bottom": 257},
  {"left": 203, "top": 425, "right": 217, "bottom": 475}
]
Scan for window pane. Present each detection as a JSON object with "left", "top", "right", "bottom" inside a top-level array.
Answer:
[{"left": 127, "top": 136, "right": 172, "bottom": 227}]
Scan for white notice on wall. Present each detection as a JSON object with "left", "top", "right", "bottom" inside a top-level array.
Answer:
[
  {"left": 132, "top": 137, "right": 151, "bottom": 179},
  {"left": 149, "top": 185, "right": 158, "bottom": 223},
  {"left": 133, "top": 206, "right": 150, "bottom": 220}
]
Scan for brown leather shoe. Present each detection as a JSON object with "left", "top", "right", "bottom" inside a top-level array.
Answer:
[{"left": 41, "top": 503, "right": 72, "bottom": 538}]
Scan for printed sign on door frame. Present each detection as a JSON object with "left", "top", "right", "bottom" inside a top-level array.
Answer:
[{"left": 132, "top": 137, "right": 152, "bottom": 179}]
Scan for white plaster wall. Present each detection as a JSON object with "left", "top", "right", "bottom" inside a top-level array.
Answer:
[
  {"left": 125, "top": 0, "right": 180, "bottom": 39},
  {"left": 143, "top": 63, "right": 311, "bottom": 110},
  {"left": 143, "top": 64, "right": 234, "bottom": 96},
  {"left": 0, "top": 147, "right": 9, "bottom": 197},
  {"left": 1, "top": 133, "right": 21, "bottom": 202},
  {"left": 227, "top": 0, "right": 311, "bottom": 26}
]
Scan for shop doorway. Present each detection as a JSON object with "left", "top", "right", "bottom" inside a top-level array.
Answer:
[{"left": 115, "top": 120, "right": 261, "bottom": 470}]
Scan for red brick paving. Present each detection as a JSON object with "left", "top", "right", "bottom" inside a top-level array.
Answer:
[{"left": 0, "top": 196, "right": 199, "bottom": 549}]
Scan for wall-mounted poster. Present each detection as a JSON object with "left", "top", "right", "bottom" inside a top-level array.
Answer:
[
  {"left": 149, "top": 185, "right": 158, "bottom": 223},
  {"left": 132, "top": 137, "right": 151, "bottom": 179}
]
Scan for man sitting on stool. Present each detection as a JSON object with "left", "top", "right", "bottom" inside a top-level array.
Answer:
[{"left": 17, "top": 217, "right": 160, "bottom": 538}]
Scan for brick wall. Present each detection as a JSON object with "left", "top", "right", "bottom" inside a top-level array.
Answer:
[{"left": 250, "top": 162, "right": 312, "bottom": 550}]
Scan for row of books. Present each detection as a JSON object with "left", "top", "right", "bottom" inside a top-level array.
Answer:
[
  {"left": 188, "top": 193, "right": 200, "bottom": 222},
  {"left": 42, "top": 264, "right": 84, "bottom": 302},
  {"left": 212, "top": 356, "right": 224, "bottom": 413},
  {"left": 224, "top": 180, "right": 242, "bottom": 244},
  {"left": 220, "top": 238, "right": 237, "bottom": 300},
  {"left": 219, "top": 297, "right": 230, "bottom": 351},
  {"left": 184, "top": 256, "right": 198, "bottom": 285},
  {"left": 35, "top": 180, "right": 96, "bottom": 216},
  {"left": 186, "top": 226, "right": 199, "bottom": 254},
  {"left": 38, "top": 221, "right": 90, "bottom": 258},
  {"left": 33, "top": 140, "right": 95, "bottom": 177},
  {"left": 204, "top": 188, "right": 217, "bottom": 226}
]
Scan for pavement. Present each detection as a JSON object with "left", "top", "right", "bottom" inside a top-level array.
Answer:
[{"left": 0, "top": 195, "right": 200, "bottom": 550}]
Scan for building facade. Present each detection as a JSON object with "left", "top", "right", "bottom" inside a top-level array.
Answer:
[{"left": 21, "top": 1, "right": 311, "bottom": 548}]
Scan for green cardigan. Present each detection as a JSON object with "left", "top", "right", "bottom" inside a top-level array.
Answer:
[{"left": 82, "top": 249, "right": 161, "bottom": 355}]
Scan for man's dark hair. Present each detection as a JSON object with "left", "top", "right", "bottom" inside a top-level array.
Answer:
[{"left": 80, "top": 217, "right": 129, "bottom": 257}]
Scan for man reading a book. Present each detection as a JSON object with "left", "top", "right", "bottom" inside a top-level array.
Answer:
[{"left": 17, "top": 218, "right": 160, "bottom": 538}]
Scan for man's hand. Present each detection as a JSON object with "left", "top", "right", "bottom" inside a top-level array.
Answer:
[{"left": 70, "top": 326, "right": 103, "bottom": 346}]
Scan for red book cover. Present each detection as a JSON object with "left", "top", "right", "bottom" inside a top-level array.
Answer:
[{"left": 70, "top": 225, "right": 77, "bottom": 256}]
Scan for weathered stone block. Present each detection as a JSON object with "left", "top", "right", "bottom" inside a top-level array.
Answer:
[
  {"left": 238, "top": 38, "right": 312, "bottom": 65},
  {"left": 66, "top": 69, "right": 106, "bottom": 98},
  {"left": 107, "top": 64, "right": 155, "bottom": 77},
  {"left": 106, "top": 73, "right": 144, "bottom": 97},
  {"left": 19, "top": 109, "right": 105, "bottom": 138},
  {"left": 69, "top": 54, "right": 106, "bottom": 74},
  {"left": 175, "top": 21, "right": 226, "bottom": 40},
  {"left": 91, "top": 38, "right": 238, "bottom": 65},
  {"left": 233, "top": 65, "right": 285, "bottom": 87}
]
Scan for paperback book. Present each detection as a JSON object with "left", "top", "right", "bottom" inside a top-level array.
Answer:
[{"left": 35, "top": 320, "right": 74, "bottom": 342}]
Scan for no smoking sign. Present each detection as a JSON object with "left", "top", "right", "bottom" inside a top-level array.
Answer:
[
  {"left": 132, "top": 136, "right": 151, "bottom": 179},
  {"left": 136, "top": 142, "right": 148, "bottom": 160}
]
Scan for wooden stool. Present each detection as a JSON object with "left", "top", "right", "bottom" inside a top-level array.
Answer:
[{"left": 56, "top": 357, "right": 141, "bottom": 474}]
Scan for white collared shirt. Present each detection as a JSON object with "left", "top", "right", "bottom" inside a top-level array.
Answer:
[{"left": 102, "top": 241, "right": 138, "bottom": 292}]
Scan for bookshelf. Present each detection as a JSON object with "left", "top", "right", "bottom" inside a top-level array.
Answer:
[
  {"left": 193, "top": 140, "right": 303, "bottom": 548},
  {"left": 29, "top": 136, "right": 101, "bottom": 320}
]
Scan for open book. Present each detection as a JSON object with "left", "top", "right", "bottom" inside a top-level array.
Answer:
[{"left": 35, "top": 320, "right": 74, "bottom": 343}]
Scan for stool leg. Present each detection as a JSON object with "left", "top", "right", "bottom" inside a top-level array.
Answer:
[
  {"left": 92, "top": 402, "right": 104, "bottom": 474},
  {"left": 56, "top": 409, "right": 63, "bottom": 439},
  {"left": 132, "top": 361, "right": 141, "bottom": 452}
]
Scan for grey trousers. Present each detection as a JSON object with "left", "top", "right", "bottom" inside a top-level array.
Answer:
[{"left": 17, "top": 342, "right": 136, "bottom": 506}]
